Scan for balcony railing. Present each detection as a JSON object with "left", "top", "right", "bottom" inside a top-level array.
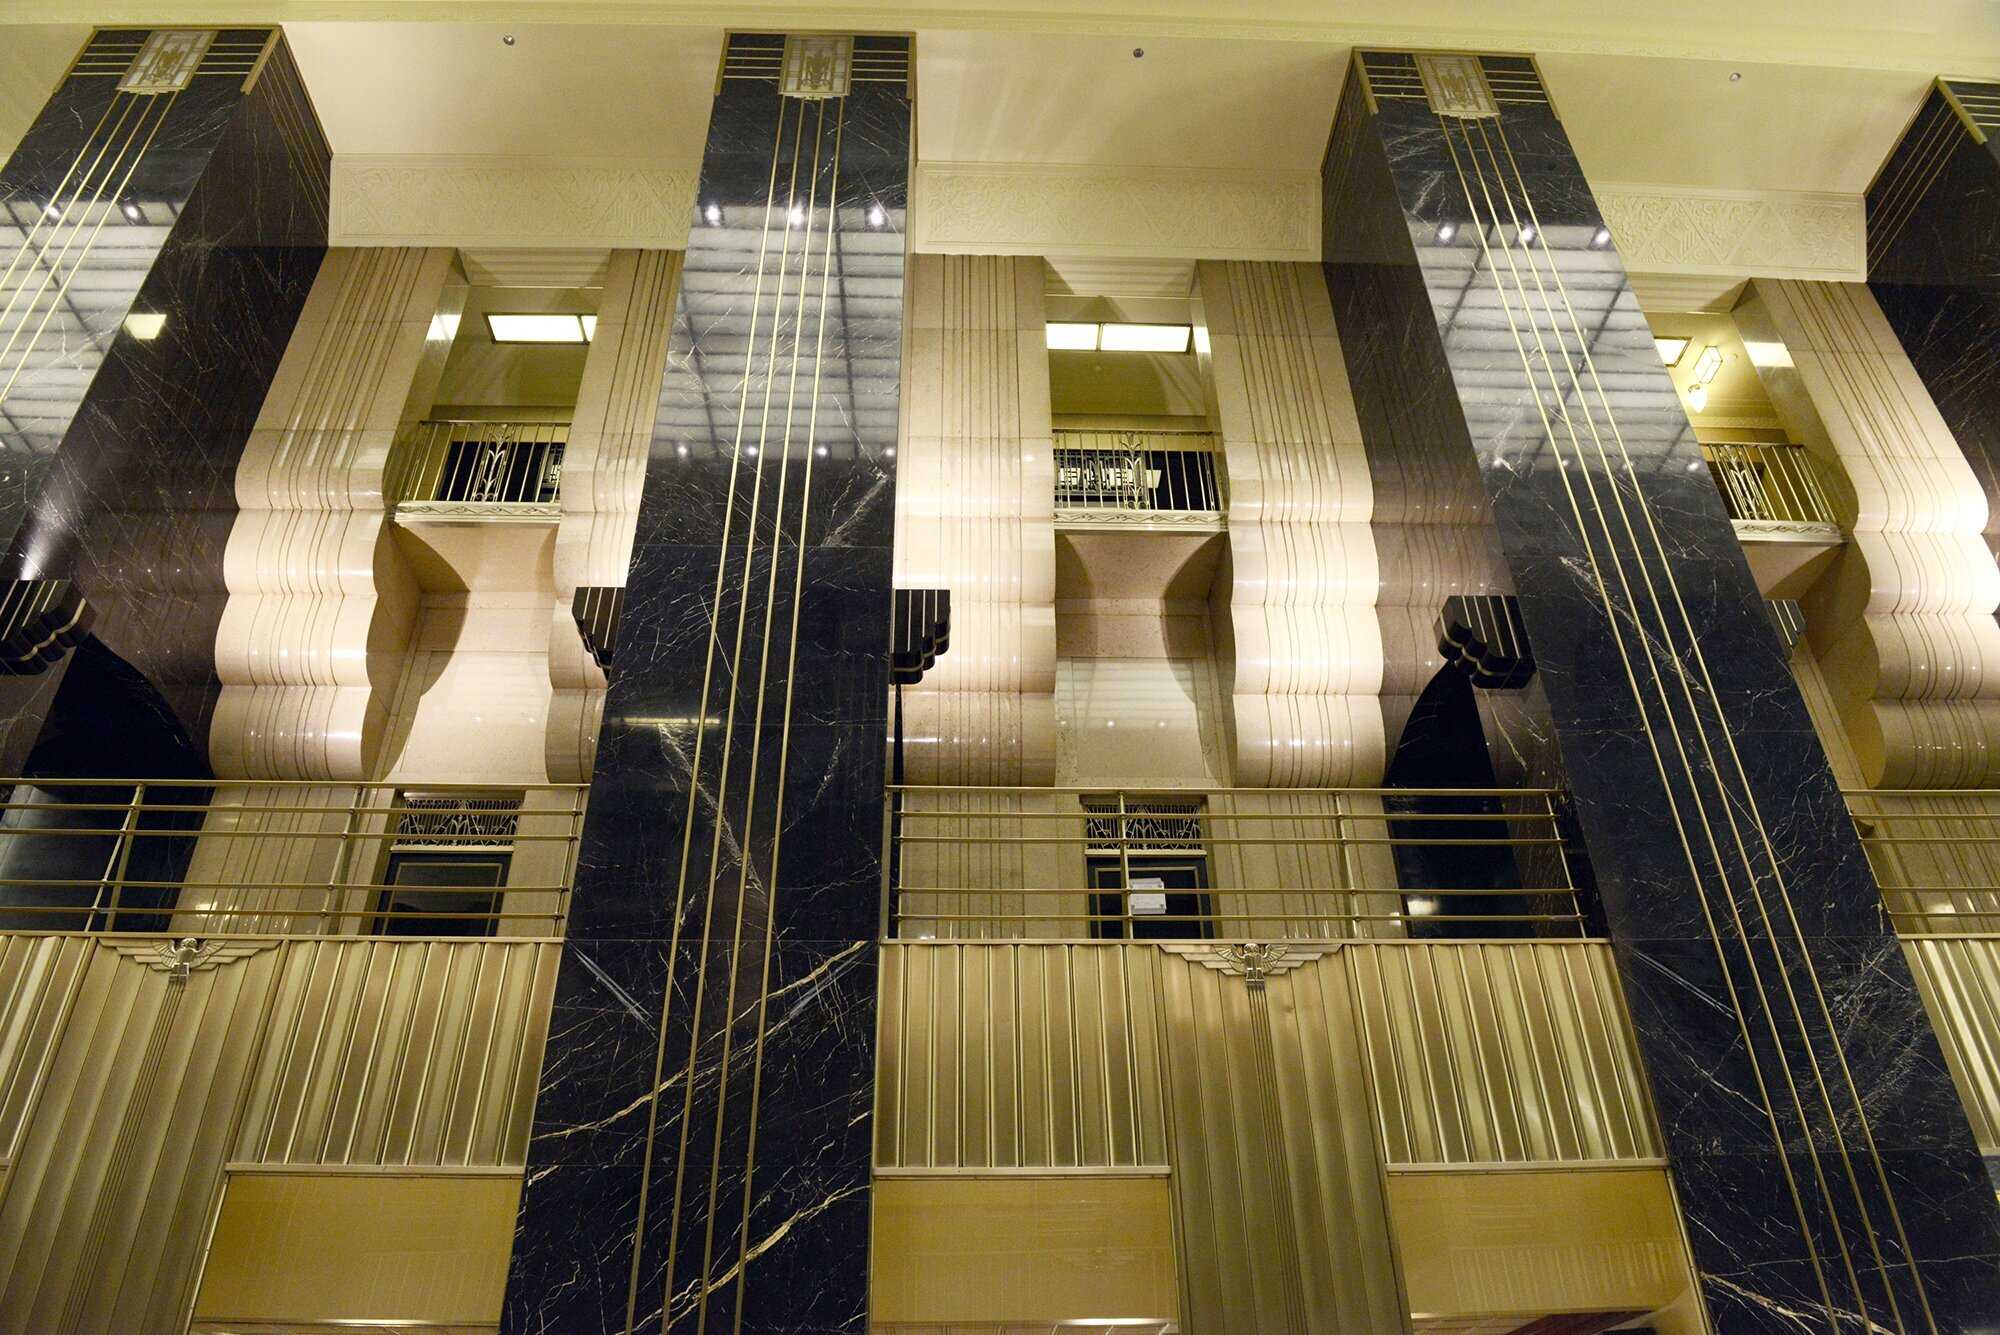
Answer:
[
  {"left": 388, "top": 418, "right": 567, "bottom": 519},
  {"left": 1053, "top": 429, "right": 1222, "bottom": 523},
  {"left": 1847, "top": 789, "right": 2000, "bottom": 934},
  {"left": 1702, "top": 439, "right": 1839, "bottom": 536},
  {"left": 884, "top": 784, "right": 1585, "bottom": 940},
  {"left": 0, "top": 778, "right": 585, "bottom": 936}
]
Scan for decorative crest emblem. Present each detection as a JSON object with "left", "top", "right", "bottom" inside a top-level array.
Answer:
[
  {"left": 1161, "top": 941, "right": 1335, "bottom": 989},
  {"left": 109, "top": 937, "right": 274, "bottom": 980},
  {"left": 119, "top": 30, "right": 215, "bottom": 94}
]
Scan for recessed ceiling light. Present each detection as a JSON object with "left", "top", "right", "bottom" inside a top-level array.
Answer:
[
  {"left": 1045, "top": 322, "right": 1099, "bottom": 351},
  {"left": 866, "top": 202, "right": 886, "bottom": 228},
  {"left": 502, "top": 33, "right": 516, "bottom": 45},
  {"left": 487, "top": 313, "right": 592, "bottom": 344},
  {"left": 1744, "top": 340, "right": 1793, "bottom": 368},
  {"left": 1100, "top": 323, "right": 1193, "bottom": 353},
  {"left": 1687, "top": 383, "right": 1709, "bottom": 412},
  {"left": 1518, "top": 223, "right": 1537, "bottom": 245},
  {"left": 788, "top": 204, "right": 806, "bottom": 228},
  {"left": 703, "top": 202, "right": 722, "bottom": 226},
  {"left": 1591, "top": 225, "right": 1611, "bottom": 248},
  {"left": 123, "top": 312, "right": 165, "bottom": 340},
  {"left": 1436, "top": 221, "right": 1457, "bottom": 244},
  {"left": 1654, "top": 337, "right": 1689, "bottom": 367}
]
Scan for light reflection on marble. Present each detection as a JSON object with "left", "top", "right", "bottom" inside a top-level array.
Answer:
[
  {"left": 0, "top": 32, "right": 328, "bottom": 774},
  {"left": 1327, "top": 53, "right": 2000, "bottom": 1331},
  {"left": 506, "top": 37, "right": 910, "bottom": 1335}
]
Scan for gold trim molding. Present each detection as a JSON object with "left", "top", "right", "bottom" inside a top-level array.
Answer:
[
  {"left": 331, "top": 154, "right": 700, "bottom": 248},
  {"left": 913, "top": 160, "right": 1319, "bottom": 261}
]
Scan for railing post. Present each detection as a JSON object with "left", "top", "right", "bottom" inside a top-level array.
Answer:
[
  {"left": 1117, "top": 789, "right": 1133, "bottom": 938},
  {"left": 98, "top": 781, "right": 144, "bottom": 932},
  {"left": 321, "top": 785, "right": 364, "bottom": 935}
]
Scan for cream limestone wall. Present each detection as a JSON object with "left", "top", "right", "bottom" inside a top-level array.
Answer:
[
  {"left": 1738, "top": 279, "right": 2000, "bottom": 789},
  {"left": 895, "top": 254, "right": 1057, "bottom": 787},
  {"left": 1197, "top": 260, "right": 1384, "bottom": 787},
  {"left": 547, "top": 249, "right": 681, "bottom": 783},
  {"left": 212, "top": 247, "right": 454, "bottom": 782}
]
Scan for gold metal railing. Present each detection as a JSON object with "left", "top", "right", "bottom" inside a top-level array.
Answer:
[
  {"left": 883, "top": 784, "right": 1584, "bottom": 940},
  {"left": 0, "top": 778, "right": 586, "bottom": 935},
  {"left": 1847, "top": 789, "right": 2000, "bottom": 933},
  {"left": 387, "top": 418, "right": 567, "bottom": 512},
  {"left": 1702, "top": 439, "right": 1838, "bottom": 529},
  {"left": 1053, "top": 429, "right": 1222, "bottom": 513}
]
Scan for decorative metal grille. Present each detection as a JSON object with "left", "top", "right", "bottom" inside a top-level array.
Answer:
[
  {"left": 1053, "top": 431, "right": 1221, "bottom": 512},
  {"left": 1083, "top": 798, "right": 1206, "bottom": 853},
  {"left": 394, "top": 794, "right": 523, "bottom": 849}
]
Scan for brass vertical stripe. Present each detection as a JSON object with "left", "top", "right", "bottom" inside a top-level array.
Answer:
[{"left": 1436, "top": 114, "right": 1854, "bottom": 1320}]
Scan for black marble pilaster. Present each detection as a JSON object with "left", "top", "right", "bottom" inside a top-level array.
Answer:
[
  {"left": 505, "top": 34, "right": 909, "bottom": 1335},
  {"left": 0, "top": 30, "right": 328, "bottom": 775},
  {"left": 1328, "top": 53, "right": 2000, "bottom": 1331},
  {"left": 1869, "top": 82, "right": 2000, "bottom": 573}
]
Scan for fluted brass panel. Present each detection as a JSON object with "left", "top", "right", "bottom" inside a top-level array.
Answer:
[
  {"left": 1348, "top": 942, "right": 1660, "bottom": 1166},
  {"left": 875, "top": 943, "right": 1169, "bottom": 1169},
  {"left": 0, "top": 935, "right": 556, "bottom": 1335},
  {"left": 1904, "top": 934, "right": 2000, "bottom": 1152},
  {"left": 232, "top": 939, "right": 560, "bottom": 1168},
  {"left": 1157, "top": 947, "right": 1408, "bottom": 1334},
  {"left": 876, "top": 943, "right": 1409, "bottom": 1334}
]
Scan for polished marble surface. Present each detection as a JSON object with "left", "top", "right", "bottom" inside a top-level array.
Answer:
[
  {"left": 506, "top": 36, "right": 910, "bottom": 1335},
  {"left": 1328, "top": 52, "right": 2000, "bottom": 1331},
  {"left": 0, "top": 32, "right": 328, "bottom": 773}
]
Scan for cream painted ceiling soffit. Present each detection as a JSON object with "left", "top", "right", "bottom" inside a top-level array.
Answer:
[{"left": 4, "top": 2, "right": 2000, "bottom": 75}]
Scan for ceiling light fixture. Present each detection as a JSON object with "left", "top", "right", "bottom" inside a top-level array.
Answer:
[
  {"left": 1654, "top": 337, "right": 1690, "bottom": 367},
  {"left": 1686, "top": 383, "right": 1709, "bottom": 412},
  {"left": 1098, "top": 322, "right": 1193, "bottom": 353},
  {"left": 502, "top": 33, "right": 516, "bottom": 45},
  {"left": 1690, "top": 343, "right": 1724, "bottom": 385},
  {"left": 866, "top": 202, "right": 886, "bottom": 228},
  {"left": 1045, "top": 322, "right": 1099, "bottom": 351},
  {"left": 1436, "top": 221, "right": 1457, "bottom": 244},
  {"left": 1591, "top": 225, "right": 1611, "bottom": 248},
  {"left": 1744, "top": 340, "right": 1794, "bottom": 368},
  {"left": 486, "top": 313, "right": 593, "bottom": 344},
  {"left": 123, "top": 312, "right": 165, "bottom": 340},
  {"left": 1518, "top": 223, "right": 1537, "bottom": 245},
  {"left": 788, "top": 204, "right": 806, "bottom": 228},
  {"left": 703, "top": 202, "right": 722, "bottom": 226}
]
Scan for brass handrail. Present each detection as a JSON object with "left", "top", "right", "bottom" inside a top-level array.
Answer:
[
  {"left": 1702, "top": 439, "right": 1838, "bottom": 528},
  {"left": 882, "top": 783, "right": 1585, "bottom": 942},
  {"left": 1844, "top": 788, "right": 2000, "bottom": 932},
  {"left": 0, "top": 779, "right": 587, "bottom": 937},
  {"left": 387, "top": 417, "right": 569, "bottom": 509}
]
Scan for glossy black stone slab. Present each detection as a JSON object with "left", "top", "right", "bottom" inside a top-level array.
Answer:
[
  {"left": 505, "top": 35, "right": 909, "bottom": 1335},
  {"left": 1327, "top": 53, "right": 2000, "bottom": 1331},
  {"left": 1869, "top": 82, "right": 2000, "bottom": 584},
  {"left": 0, "top": 30, "right": 328, "bottom": 774}
]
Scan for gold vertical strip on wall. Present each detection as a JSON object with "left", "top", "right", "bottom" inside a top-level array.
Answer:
[
  {"left": 875, "top": 943, "right": 1168, "bottom": 1169},
  {"left": 0, "top": 936, "right": 556, "bottom": 1333},
  {"left": 231, "top": 939, "right": 560, "bottom": 1167},
  {"left": 1347, "top": 942, "right": 1661, "bottom": 1166},
  {"left": 1154, "top": 948, "right": 1407, "bottom": 1335},
  {"left": 1903, "top": 934, "right": 2000, "bottom": 1153}
]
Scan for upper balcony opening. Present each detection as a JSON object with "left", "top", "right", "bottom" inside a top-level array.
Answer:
[
  {"left": 386, "top": 261, "right": 606, "bottom": 593},
  {"left": 1648, "top": 309, "right": 1843, "bottom": 598}
]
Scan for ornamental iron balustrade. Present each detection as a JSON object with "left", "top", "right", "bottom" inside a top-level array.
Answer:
[{"left": 1053, "top": 430, "right": 1221, "bottom": 513}]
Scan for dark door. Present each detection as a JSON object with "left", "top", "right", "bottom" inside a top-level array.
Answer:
[
  {"left": 373, "top": 850, "right": 509, "bottom": 937},
  {"left": 1088, "top": 856, "right": 1210, "bottom": 940}
]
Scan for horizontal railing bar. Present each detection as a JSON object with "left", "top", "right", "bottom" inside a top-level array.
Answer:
[
  {"left": 0, "top": 778, "right": 586, "bottom": 789},
  {"left": 893, "top": 835, "right": 1562, "bottom": 847},
  {"left": 893, "top": 810, "right": 1545, "bottom": 823},
  {"left": 0, "top": 829, "right": 579, "bottom": 843},
  {"left": 894, "top": 886, "right": 1573, "bottom": 896},
  {"left": 888, "top": 785, "right": 1564, "bottom": 795},
  {"left": 0, "top": 904, "right": 562, "bottom": 920},
  {"left": 900, "top": 911, "right": 1584, "bottom": 923},
  {"left": 0, "top": 805, "right": 583, "bottom": 822},
  {"left": 883, "top": 936, "right": 1614, "bottom": 947},
  {"left": 0, "top": 930, "right": 568, "bottom": 943},
  {"left": 0, "top": 879, "right": 570, "bottom": 892}
]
